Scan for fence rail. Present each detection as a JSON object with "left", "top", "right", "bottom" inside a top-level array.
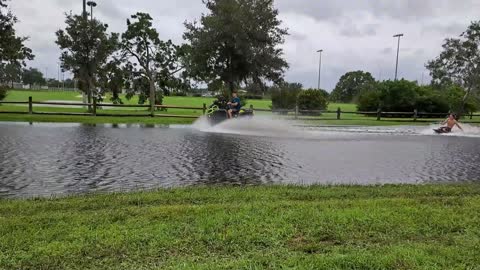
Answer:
[
  {"left": 267, "top": 105, "right": 480, "bottom": 121},
  {"left": 0, "top": 97, "right": 479, "bottom": 122},
  {"left": 0, "top": 97, "right": 206, "bottom": 119}
]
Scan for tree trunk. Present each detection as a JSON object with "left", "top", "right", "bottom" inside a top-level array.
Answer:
[
  {"left": 228, "top": 81, "right": 235, "bottom": 95},
  {"left": 149, "top": 76, "right": 155, "bottom": 116},
  {"left": 87, "top": 77, "right": 93, "bottom": 112},
  {"left": 459, "top": 87, "right": 472, "bottom": 118}
]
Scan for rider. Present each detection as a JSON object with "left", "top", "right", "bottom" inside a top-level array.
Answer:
[
  {"left": 227, "top": 91, "right": 241, "bottom": 119},
  {"left": 438, "top": 113, "right": 463, "bottom": 133}
]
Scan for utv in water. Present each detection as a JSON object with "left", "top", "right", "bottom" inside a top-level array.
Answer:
[{"left": 206, "top": 97, "right": 254, "bottom": 125}]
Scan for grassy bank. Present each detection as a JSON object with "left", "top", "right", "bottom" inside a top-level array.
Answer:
[{"left": 1, "top": 184, "right": 479, "bottom": 269}]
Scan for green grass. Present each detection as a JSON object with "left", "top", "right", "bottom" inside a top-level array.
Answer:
[
  {"left": 3, "top": 90, "right": 82, "bottom": 102},
  {"left": 0, "top": 184, "right": 479, "bottom": 269}
]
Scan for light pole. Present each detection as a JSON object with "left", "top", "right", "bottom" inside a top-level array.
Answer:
[
  {"left": 87, "top": 1, "right": 97, "bottom": 21},
  {"left": 393, "top": 33, "right": 403, "bottom": 81},
  {"left": 317, "top": 49, "right": 323, "bottom": 90},
  {"left": 57, "top": 62, "right": 61, "bottom": 89},
  {"left": 83, "top": 0, "right": 87, "bottom": 19}
]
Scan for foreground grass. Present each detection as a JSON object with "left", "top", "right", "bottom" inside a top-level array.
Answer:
[{"left": 0, "top": 184, "right": 479, "bottom": 269}]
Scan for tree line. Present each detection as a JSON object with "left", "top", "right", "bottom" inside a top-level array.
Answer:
[{"left": 1, "top": 0, "right": 479, "bottom": 115}]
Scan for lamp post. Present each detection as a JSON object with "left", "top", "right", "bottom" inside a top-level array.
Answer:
[
  {"left": 83, "top": 0, "right": 87, "bottom": 19},
  {"left": 393, "top": 33, "right": 404, "bottom": 81},
  {"left": 317, "top": 49, "right": 323, "bottom": 90},
  {"left": 87, "top": 1, "right": 97, "bottom": 21}
]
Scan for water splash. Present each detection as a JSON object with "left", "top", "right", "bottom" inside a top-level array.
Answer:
[
  {"left": 192, "top": 115, "right": 307, "bottom": 138},
  {"left": 191, "top": 116, "right": 480, "bottom": 139},
  {"left": 419, "top": 124, "right": 480, "bottom": 138}
]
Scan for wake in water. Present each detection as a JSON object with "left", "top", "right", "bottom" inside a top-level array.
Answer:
[
  {"left": 190, "top": 116, "right": 480, "bottom": 139},
  {"left": 419, "top": 123, "right": 480, "bottom": 137}
]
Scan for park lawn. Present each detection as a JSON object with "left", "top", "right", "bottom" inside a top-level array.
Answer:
[
  {"left": 3, "top": 90, "right": 82, "bottom": 102},
  {"left": 0, "top": 184, "right": 479, "bottom": 269},
  {"left": 3, "top": 90, "right": 351, "bottom": 111}
]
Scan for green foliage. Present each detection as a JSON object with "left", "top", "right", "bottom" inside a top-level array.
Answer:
[
  {"left": 0, "top": 62, "right": 21, "bottom": 87},
  {"left": 357, "top": 80, "right": 478, "bottom": 114},
  {"left": 442, "top": 85, "right": 478, "bottom": 113},
  {"left": 122, "top": 13, "right": 187, "bottom": 108},
  {"left": 427, "top": 21, "right": 480, "bottom": 113},
  {"left": 243, "top": 94, "right": 263, "bottom": 100},
  {"left": 331, "top": 71, "right": 375, "bottom": 102},
  {"left": 97, "top": 59, "right": 125, "bottom": 104},
  {"left": 21, "top": 67, "right": 45, "bottom": 88},
  {"left": 0, "top": 84, "right": 7, "bottom": 101},
  {"left": 56, "top": 13, "right": 119, "bottom": 98},
  {"left": 357, "top": 90, "right": 381, "bottom": 111},
  {"left": 184, "top": 0, "right": 288, "bottom": 94},
  {"left": 270, "top": 82, "right": 302, "bottom": 110},
  {"left": 297, "top": 89, "right": 328, "bottom": 115},
  {"left": 0, "top": 0, "right": 34, "bottom": 68},
  {"left": 380, "top": 80, "right": 418, "bottom": 112}
]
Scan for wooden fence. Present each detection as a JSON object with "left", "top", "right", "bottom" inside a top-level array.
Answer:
[
  {"left": 0, "top": 97, "right": 479, "bottom": 122},
  {"left": 257, "top": 105, "right": 480, "bottom": 122},
  {"left": 0, "top": 97, "right": 207, "bottom": 119}
]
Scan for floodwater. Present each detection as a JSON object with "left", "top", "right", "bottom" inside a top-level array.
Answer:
[{"left": 1, "top": 117, "right": 480, "bottom": 198}]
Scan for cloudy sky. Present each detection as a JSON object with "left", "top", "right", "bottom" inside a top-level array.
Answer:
[{"left": 8, "top": 0, "right": 480, "bottom": 91}]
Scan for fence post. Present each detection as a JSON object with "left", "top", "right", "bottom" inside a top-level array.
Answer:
[
  {"left": 93, "top": 98, "right": 97, "bottom": 116},
  {"left": 28, "top": 96, "right": 33, "bottom": 114},
  {"left": 203, "top": 103, "right": 207, "bottom": 115},
  {"left": 413, "top": 109, "right": 418, "bottom": 122},
  {"left": 295, "top": 105, "right": 299, "bottom": 120},
  {"left": 337, "top": 107, "right": 341, "bottom": 120},
  {"left": 376, "top": 108, "right": 381, "bottom": 121}
]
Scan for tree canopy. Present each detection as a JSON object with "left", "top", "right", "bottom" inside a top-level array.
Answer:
[
  {"left": 426, "top": 21, "right": 480, "bottom": 112},
  {"left": 121, "top": 12, "right": 186, "bottom": 112},
  {"left": 0, "top": 0, "right": 34, "bottom": 86},
  {"left": 22, "top": 67, "right": 45, "bottom": 88},
  {"left": 56, "top": 13, "right": 119, "bottom": 105},
  {"left": 184, "top": 0, "right": 288, "bottom": 94},
  {"left": 330, "top": 70, "right": 375, "bottom": 103}
]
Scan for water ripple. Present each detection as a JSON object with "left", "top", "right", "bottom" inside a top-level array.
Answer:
[{"left": 0, "top": 123, "right": 479, "bottom": 198}]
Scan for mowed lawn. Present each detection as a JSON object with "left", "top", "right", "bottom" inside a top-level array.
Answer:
[
  {"left": 0, "top": 184, "right": 479, "bottom": 269},
  {"left": 2, "top": 90, "right": 479, "bottom": 125},
  {"left": 1, "top": 90, "right": 350, "bottom": 111}
]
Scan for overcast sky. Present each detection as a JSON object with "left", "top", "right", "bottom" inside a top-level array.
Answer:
[{"left": 8, "top": 0, "right": 480, "bottom": 91}]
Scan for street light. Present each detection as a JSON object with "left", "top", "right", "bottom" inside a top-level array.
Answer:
[
  {"left": 317, "top": 49, "right": 323, "bottom": 90},
  {"left": 83, "top": 0, "right": 87, "bottom": 20},
  {"left": 393, "top": 33, "right": 404, "bottom": 81},
  {"left": 87, "top": 1, "right": 97, "bottom": 21}
]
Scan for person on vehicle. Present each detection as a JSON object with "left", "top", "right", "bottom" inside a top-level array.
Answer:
[
  {"left": 437, "top": 113, "right": 463, "bottom": 133},
  {"left": 227, "top": 91, "right": 241, "bottom": 119}
]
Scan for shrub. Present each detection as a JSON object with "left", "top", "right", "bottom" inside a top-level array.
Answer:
[
  {"left": 192, "top": 93, "right": 202, "bottom": 97},
  {"left": 172, "top": 91, "right": 187, "bottom": 97},
  {"left": 271, "top": 89, "right": 298, "bottom": 111},
  {"left": 0, "top": 85, "right": 7, "bottom": 101},
  {"left": 297, "top": 89, "right": 328, "bottom": 115},
  {"left": 357, "top": 90, "right": 381, "bottom": 111},
  {"left": 243, "top": 94, "right": 263, "bottom": 100},
  {"left": 442, "top": 85, "right": 478, "bottom": 114}
]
